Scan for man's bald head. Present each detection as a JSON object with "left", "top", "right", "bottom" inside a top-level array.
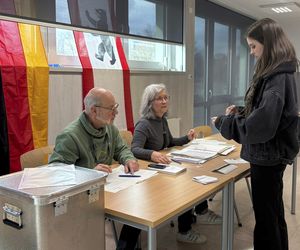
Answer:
[{"left": 84, "top": 87, "right": 114, "bottom": 114}]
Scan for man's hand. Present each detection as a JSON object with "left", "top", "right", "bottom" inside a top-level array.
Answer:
[
  {"left": 124, "top": 160, "right": 139, "bottom": 174},
  {"left": 94, "top": 163, "right": 112, "bottom": 173},
  {"left": 151, "top": 151, "right": 171, "bottom": 164}
]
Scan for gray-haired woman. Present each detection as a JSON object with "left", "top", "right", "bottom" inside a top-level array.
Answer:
[{"left": 128, "top": 83, "right": 221, "bottom": 245}]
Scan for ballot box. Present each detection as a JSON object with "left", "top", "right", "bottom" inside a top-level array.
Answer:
[{"left": 0, "top": 165, "right": 107, "bottom": 250}]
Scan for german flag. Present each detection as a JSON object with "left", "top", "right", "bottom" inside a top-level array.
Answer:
[{"left": 0, "top": 21, "right": 48, "bottom": 174}]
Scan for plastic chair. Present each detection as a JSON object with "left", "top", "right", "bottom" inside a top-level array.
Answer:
[
  {"left": 20, "top": 145, "right": 54, "bottom": 169},
  {"left": 119, "top": 130, "right": 133, "bottom": 147}
]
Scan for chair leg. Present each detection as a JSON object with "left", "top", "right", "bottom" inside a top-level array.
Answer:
[
  {"left": 234, "top": 198, "right": 242, "bottom": 227},
  {"left": 111, "top": 220, "right": 119, "bottom": 246},
  {"left": 136, "top": 233, "right": 142, "bottom": 250},
  {"left": 208, "top": 193, "right": 216, "bottom": 201},
  {"left": 245, "top": 176, "right": 253, "bottom": 203}
]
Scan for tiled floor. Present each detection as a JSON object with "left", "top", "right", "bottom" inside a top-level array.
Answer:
[{"left": 105, "top": 160, "right": 300, "bottom": 249}]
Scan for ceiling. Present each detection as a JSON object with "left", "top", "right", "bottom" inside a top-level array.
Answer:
[{"left": 210, "top": 0, "right": 300, "bottom": 25}]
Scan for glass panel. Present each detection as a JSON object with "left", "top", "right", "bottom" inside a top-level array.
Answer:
[
  {"left": 194, "top": 106, "right": 206, "bottom": 127},
  {"left": 1, "top": 0, "right": 183, "bottom": 43},
  {"left": 129, "top": 0, "right": 157, "bottom": 38},
  {"left": 232, "top": 28, "right": 248, "bottom": 97},
  {"left": 122, "top": 38, "right": 184, "bottom": 71},
  {"left": 212, "top": 22, "right": 229, "bottom": 96},
  {"left": 41, "top": 26, "right": 81, "bottom": 68},
  {"left": 194, "top": 16, "right": 206, "bottom": 126}
]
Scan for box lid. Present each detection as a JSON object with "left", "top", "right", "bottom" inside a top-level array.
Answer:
[{"left": 0, "top": 164, "right": 107, "bottom": 205}]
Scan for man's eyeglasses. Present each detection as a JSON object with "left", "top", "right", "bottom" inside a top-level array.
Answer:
[
  {"left": 94, "top": 103, "right": 119, "bottom": 112},
  {"left": 154, "top": 95, "right": 170, "bottom": 102}
]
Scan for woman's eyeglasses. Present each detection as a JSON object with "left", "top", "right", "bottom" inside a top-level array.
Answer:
[{"left": 154, "top": 95, "right": 170, "bottom": 102}]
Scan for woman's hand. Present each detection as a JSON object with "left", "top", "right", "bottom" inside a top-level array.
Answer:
[
  {"left": 151, "top": 151, "right": 171, "bottom": 164},
  {"left": 225, "top": 105, "right": 238, "bottom": 115},
  {"left": 187, "top": 129, "right": 196, "bottom": 140}
]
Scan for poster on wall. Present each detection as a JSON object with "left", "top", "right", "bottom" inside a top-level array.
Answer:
[{"left": 84, "top": 33, "right": 121, "bottom": 69}]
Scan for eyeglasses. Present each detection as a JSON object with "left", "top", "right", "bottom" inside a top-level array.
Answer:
[
  {"left": 94, "top": 103, "right": 119, "bottom": 112},
  {"left": 154, "top": 95, "right": 170, "bottom": 102}
]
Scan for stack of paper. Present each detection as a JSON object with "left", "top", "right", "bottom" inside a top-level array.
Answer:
[
  {"left": 19, "top": 164, "right": 76, "bottom": 189},
  {"left": 171, "top": 156, "right": 206, "bottom": 164},
  {"left": 168, "top": 139, "right": 236, "bottom": 164},
  {"left": 192, "top": 175, "right": 218, "bottom": 184},
  {"left": 148, "top": 163, "right": 186, "bottom": 175}
]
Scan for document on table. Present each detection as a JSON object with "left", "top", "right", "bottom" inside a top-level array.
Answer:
[
  {"left": 169, "top": 147, "right": 218, "bottom": 160},
  {"left": 105, "top": 165, "right": 158, "bottom": 193},
  {"left": 193, "top": 175, "right": 218, "bottom": 185},
  {"left": 224, "top": 158, "right": 248, "bottom": 164},
  {"left": 19, "top": 164, "right": 76, "bottom": 189},
  {"left": 188, "top": 142, "right": 235, "bottom": 155},
  {"left": 171, "top": 156, "right": 206, "bottom": 164}
]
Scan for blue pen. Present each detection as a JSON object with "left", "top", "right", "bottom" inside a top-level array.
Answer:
[{"left": 118, "top": 174, "right": 141, "bottom": 177}]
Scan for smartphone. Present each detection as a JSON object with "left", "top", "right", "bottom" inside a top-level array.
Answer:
[{"left": 148, "top": 163, "right": 167, "bottom": 169}]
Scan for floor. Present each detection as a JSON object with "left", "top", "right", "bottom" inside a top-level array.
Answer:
[{"left": 105, "top": 160, "right": 300, "bottom": 250}]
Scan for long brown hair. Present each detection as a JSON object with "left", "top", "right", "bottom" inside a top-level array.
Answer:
[
  {"left": 247, "top": 18, "right": 298, "bottom": 81},
  {"left": 242, "top": 18, "right": 298, "bottom": 116}
]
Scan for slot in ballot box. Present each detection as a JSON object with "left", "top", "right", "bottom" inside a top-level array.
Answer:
[{"left": 0, "top": 164, "right": 107, "bottom": 250}]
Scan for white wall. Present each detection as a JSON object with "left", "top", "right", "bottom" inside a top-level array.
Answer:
[{"left": 280, "top": 21, "right": 300, "bottom": 59}]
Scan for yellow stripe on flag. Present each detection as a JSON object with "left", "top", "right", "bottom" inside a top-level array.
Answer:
[{"left": 19, "top": 23, "right": 49, "bottom": 148}]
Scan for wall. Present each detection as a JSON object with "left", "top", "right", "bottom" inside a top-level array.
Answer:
[{"left": 281, "top": 21, "right": 300, "bottom": 59}]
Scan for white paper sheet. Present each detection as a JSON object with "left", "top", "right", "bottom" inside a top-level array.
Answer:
[
  {"left": 192, "top": 175, "right": 218, "bottom": 185},
  {"left": 224, "top": 158, "right": 248, "bottom": 164},
  {"left": 105, "top": 165, "right": 158, "bottom": 193},
  {"left": 18, "top": 165, "right": 76, "bottom": 189}
]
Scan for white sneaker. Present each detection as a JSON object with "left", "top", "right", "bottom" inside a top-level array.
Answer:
[
  {"left": 176, "top": 229, "right": 207, "bottom": 244},
  {"left": 197, "top": 209, "right": 222, "bottom": 225}
]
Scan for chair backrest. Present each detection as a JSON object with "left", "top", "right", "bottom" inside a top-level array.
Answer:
[
  {"left": 119, "top": 130, "right": 133, "bottom": 147},
  {"left": 20, "top": 145, "right": 54, "bottom": 169},
  {"left": 193, "top": 125, "right": 212, "bottom": 138}
]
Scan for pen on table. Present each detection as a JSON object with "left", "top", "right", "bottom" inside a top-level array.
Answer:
[
  {"left": 118, "top": 174, "right": 141, "bottom": 177},
  {"left": 171, "top": 158, "right": 182, "bottom": 164}
]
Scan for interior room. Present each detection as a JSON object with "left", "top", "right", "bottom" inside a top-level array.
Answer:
[{"left": 0, "top": 0, "right": 299, "bottom": 249}]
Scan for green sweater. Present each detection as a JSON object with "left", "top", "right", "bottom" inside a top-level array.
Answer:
[{"left": 49, "top": 112, "right": 135, "bottom": 168}]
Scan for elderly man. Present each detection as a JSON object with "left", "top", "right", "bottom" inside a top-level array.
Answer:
[
  {"left": 49, "top": 87, "right": 138, "bottom": 174},
  {"left": 50, "top": 87, "right": 139, "bottom": 249}
]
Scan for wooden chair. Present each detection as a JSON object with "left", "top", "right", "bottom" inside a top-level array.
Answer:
[
  {"left": 20, "top": 145, "right": 54, "bottom": 169},
  {"left": 119, "top": 130, "right": 133, "bottom": 147},
  {"left": 193, "top": 125, "right": 213, "bottom": 138}
]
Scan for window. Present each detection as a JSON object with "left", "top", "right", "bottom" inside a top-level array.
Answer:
[
  {"left": 122, "top": 38, "right": 184, "bottom": 71},
  {"left": 41, "top": 26, "right": 81, "bottom": 68},
  {"left": 194, "top": 0, "right": 255, "bottom": 127},
  {"left": 0, "top": 0, "right": 183, "bottom": 43}
]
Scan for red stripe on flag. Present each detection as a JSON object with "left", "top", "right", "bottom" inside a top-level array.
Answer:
[
  {"left": 73, "top": 31, "right": 94, "bottom": 109},
  {"left": 115, "top": 37, "right": 134, "bottom": 133},
  {"left": 0, "top": 21, "right": 34, "bottom": 172}
]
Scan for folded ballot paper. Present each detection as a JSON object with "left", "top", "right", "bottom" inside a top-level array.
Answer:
[
  {"left": 192, "top": 175, "right": 218, "bottom": 185},
  {"left": 18, "top": 164, "right": 76, "bottom": 189}
]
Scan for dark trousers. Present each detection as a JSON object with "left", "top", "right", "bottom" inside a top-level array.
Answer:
[
  {"left": 178, "top": 200, "right": 208, "bottom": 233},
  {"left": 117, "top": 200, "right": 209, "bottom": 248},
  {"left": 251, "top": 163, "right": 288, "bottom": 250},
  {"left": 117, "top": 225, "right": 141, "bottom": 250}
]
